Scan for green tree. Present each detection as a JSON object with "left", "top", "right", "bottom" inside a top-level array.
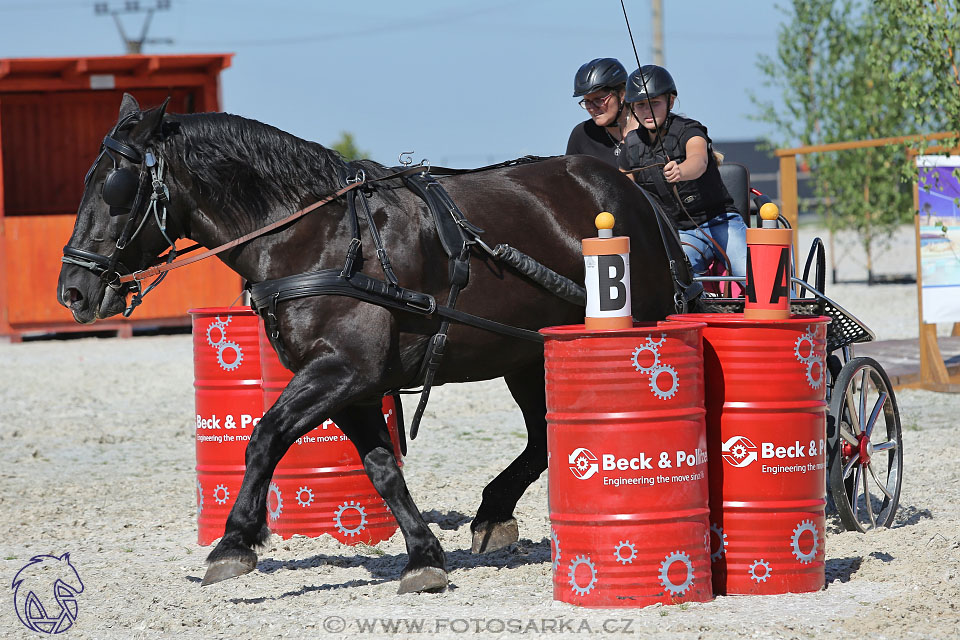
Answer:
[
  {"left": 330, "top": 131, "right": 370, "bottom": 161},
  {"left": 752, "top": 0, "right": 960, "bottom": 281},
  {"left": 872, "top": 0, "right": 960, "bottom": 141}
]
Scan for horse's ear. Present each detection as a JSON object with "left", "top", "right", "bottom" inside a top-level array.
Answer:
[
  {"left": 138, "top": 96, "right": 171, "bottom": 137},
  {"left": 136, "top": 96, "right": 170, "bottom": 137},
  {"left": 118, "top": 93, "right": 140, "bottom": 120}
]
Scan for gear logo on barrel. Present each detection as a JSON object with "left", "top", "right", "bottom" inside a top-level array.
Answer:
[
  {"left": 568, "top": 555, "right": 597, "bottom": 596},
  {"left": 334, "top": 501, "right": 367, "bottom": 537},
  {"left": 213, "top": 484, "right": 230, "bottom": 505},
  {"left": 296, "top": 486, "right": 314, "bottom": 508},
  {"left": 614, "top": 540, "right": 637, "bottom": 565},
  {"left": 790, "top": 520, "right": 819, "bottom": 564},
  {"left": 749, "top": 559, "right": 771, "bottom": 583},
  {"left": 659, "top": 550, "right": 694, "bottom": 596},
  {"left": 551, "top": 528, "right": 561, "bottom": 573},
  {"left": 630, "top": 334, "right": 679, "bottom": 400},
  {"left": 721, "top": 435, "right": 758, "bottom": 467},
  {"left": 267, "top": 483, "right": 283, "bottom": 521},
  {"left": 794, "top": 326, "right": 824, "bottom": 389},
  {"left": 568, "top": 447, "right": 599, "bottom": 480},
  {"left": 206, "top": 315, "right": 244, "bottom": 372},
  {"left": 710, "top": 523, "right": 728, "bottom": 562}
]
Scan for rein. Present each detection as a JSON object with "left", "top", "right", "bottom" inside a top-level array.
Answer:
[{"left": 117, "top": 181, "right": 365, "bottom": 285}]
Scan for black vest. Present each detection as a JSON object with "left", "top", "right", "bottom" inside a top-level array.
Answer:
[{"left": 622, "top": 115, "right": 735, "bottom": 230}]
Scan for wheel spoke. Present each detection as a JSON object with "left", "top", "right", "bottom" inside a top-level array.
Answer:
[
  {"left": 839, "top": 426, "right": 859, "bottom": 447},
  {"left": 842, "top": 452, "right": 860, "bottom": 479},
  {"left": 862, "top": 466, "right": 877, "bottom": 527},
  {"left": 867, "top": 462, "right": 894, "bottom": 500},
  {"left": 864, "top": 391, "right": 888, "bottom": 438},
  {"left": 858, "top": 370, "right": 868, "bottom": 433},
  {"left": 851, "top": 465, "right": 863, "bottom": 519},
  {"left": 844, "top": 384, "right": 861, "bottom": 435},
  {"left": 872, "top": 440, "right": 898, "bottom": 452}
]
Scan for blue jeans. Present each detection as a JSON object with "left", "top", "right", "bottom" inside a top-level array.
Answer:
[{"left": 679, "top": 212, "right": 748, "bottom": 278}]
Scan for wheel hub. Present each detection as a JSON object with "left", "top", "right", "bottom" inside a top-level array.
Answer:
[
  {"left": 840, "top": 432, "right": 872, "bottom": 466},
  {"left": 857, "top": 432, "right": 872, "bottom": 465}
]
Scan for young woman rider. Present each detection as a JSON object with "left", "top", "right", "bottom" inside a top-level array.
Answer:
[{"left": 617, "top": 65, "right": 747, "bottom": 278}]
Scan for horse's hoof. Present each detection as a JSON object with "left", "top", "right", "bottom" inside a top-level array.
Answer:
[
  {"left": 201, "top": 556, "right": 257, "bottom": 586},
  {"left": 397, "top": 567, "right": 448, "bottom": 594},
  {"left": 471, "top": 518, "right": 518, "bottom": 554}
]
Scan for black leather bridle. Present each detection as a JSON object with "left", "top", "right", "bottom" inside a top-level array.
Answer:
[{"left": 62, "top": 114, "right": 177, "bottom": 317}]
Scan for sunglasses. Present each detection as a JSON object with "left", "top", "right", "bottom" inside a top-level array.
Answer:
[{"left": 578, "top": 92, "right": 615, "bottom": 110}]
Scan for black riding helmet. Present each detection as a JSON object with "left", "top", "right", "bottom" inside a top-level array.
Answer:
[
  {"left": 573, "top": 58, "right": 628, "bottom": 97},
  {"left": 625, "top": 65, "right": 677, "bottom": 103}
]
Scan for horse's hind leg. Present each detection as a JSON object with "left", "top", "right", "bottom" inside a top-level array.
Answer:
[
  {"left": 334, "top": 404, "right": 447, "bottom": 594},
  {"left": 471, "top": 361, "right": 548, "bottom": 553}
]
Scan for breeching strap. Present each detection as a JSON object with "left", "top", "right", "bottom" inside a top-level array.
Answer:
[{"left": 117, "top": 181, "right": 365, "bottom": 284}]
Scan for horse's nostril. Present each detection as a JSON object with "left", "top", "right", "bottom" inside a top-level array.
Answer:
[{"left": 63, "top": 287, "right": 83, "bottom": 306}]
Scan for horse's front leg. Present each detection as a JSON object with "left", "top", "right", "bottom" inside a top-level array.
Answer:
[
  {"left": 335, "top": 404, "right": 447, "bottom": 593},
  {"left": 201, "top": 354, "right": 360, "bottom": 586},
  {"left": 471, "top": 360, "right": 548, "bottom": 553}
]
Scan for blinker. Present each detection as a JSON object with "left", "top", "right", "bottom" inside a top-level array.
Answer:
[{"left": 102, "top": 165, "right": 140, "bottom": 212}]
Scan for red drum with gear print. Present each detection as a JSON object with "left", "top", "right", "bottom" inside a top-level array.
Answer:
[
  {"left": 190, "top": 307, "right": 264, "bottom": 546},
  {"left": 542, "top": 321, "right": 712, "bottom": 608},
  {"left": 259, "top": 323, "right": 402, "bottom": 544},
  {"left": 668, "top": 313, "right": 830, "bottom": 595}
]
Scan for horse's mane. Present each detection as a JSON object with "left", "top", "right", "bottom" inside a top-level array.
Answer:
[{"left": 167, "top": 112, "right": 390, "bottom": 232}]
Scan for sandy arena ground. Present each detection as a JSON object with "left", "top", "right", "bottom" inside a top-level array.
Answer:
[{"left": 2, "top": 223, "right": 958, "bottom": 639}]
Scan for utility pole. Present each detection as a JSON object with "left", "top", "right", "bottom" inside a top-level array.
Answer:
[
  {"left": 94, "top": 1, "right": 173, "bottom": 54},
  {"left": 651, "top": 0, "right": 664, "bottom": 66}
]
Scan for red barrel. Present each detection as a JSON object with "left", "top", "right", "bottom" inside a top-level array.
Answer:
[
  {"left": 259, "top": 325, "right": 401, "bottom": 544},
  {"left": 190, "top": 307, "right": 264, "bottom": 546},
  {"left": 542, "top": 321, "right": 712, "bottom": 608},
  {"left": 668, "top": 313, "right": 830, "bottom": 595}
]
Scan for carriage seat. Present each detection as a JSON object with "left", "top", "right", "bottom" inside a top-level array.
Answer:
[
  {"left": 718, "top": 162, "right": 752, "bottom": 227},
  {"left": 702, "top": 162, "right": 752, "bottom": 296}
]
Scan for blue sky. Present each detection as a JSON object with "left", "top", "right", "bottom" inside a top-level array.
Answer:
[{"left": 0, "top": 0, "right": 787, "bottom": 166}]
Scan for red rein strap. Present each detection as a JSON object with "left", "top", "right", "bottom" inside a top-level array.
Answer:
[{"left": 118, "top": 181, "right": 363, "bottom": 284}]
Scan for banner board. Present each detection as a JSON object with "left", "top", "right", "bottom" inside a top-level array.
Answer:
[{"left": 917, "top": 155, "right": 960, "bottom": 323}]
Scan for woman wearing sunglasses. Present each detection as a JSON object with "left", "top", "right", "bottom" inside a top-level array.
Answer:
[{"left": 565, "top": 58, "right": 638, "bottom": 167}]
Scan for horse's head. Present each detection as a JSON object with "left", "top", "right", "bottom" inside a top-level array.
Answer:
[{"left": 58, "top": 93, "right": 177, "bottom": 323}]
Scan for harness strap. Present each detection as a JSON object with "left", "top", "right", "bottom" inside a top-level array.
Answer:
[
  {"left": 248, "top": 270, "right": 542, "bottom": 353},
  {"left": 635, "top": 186, "right": 703, "bottom": 313}
]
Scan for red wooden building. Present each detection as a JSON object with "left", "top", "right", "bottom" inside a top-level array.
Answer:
[{"left": 0, "top": 54, "right": 241, "bottom": 340}]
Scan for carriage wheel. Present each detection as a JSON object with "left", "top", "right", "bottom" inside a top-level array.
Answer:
[{"left": 827, "top": 357, "right": 903, "bottom": 532}]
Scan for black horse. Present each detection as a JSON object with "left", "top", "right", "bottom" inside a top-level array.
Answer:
[{"left": 57, "top": 94, "right": 693, "bottom": 593}]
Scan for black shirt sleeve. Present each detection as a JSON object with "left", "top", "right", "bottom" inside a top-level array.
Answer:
[{"left": 566, "top": 125, "right": 582, "bottom": 155}]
